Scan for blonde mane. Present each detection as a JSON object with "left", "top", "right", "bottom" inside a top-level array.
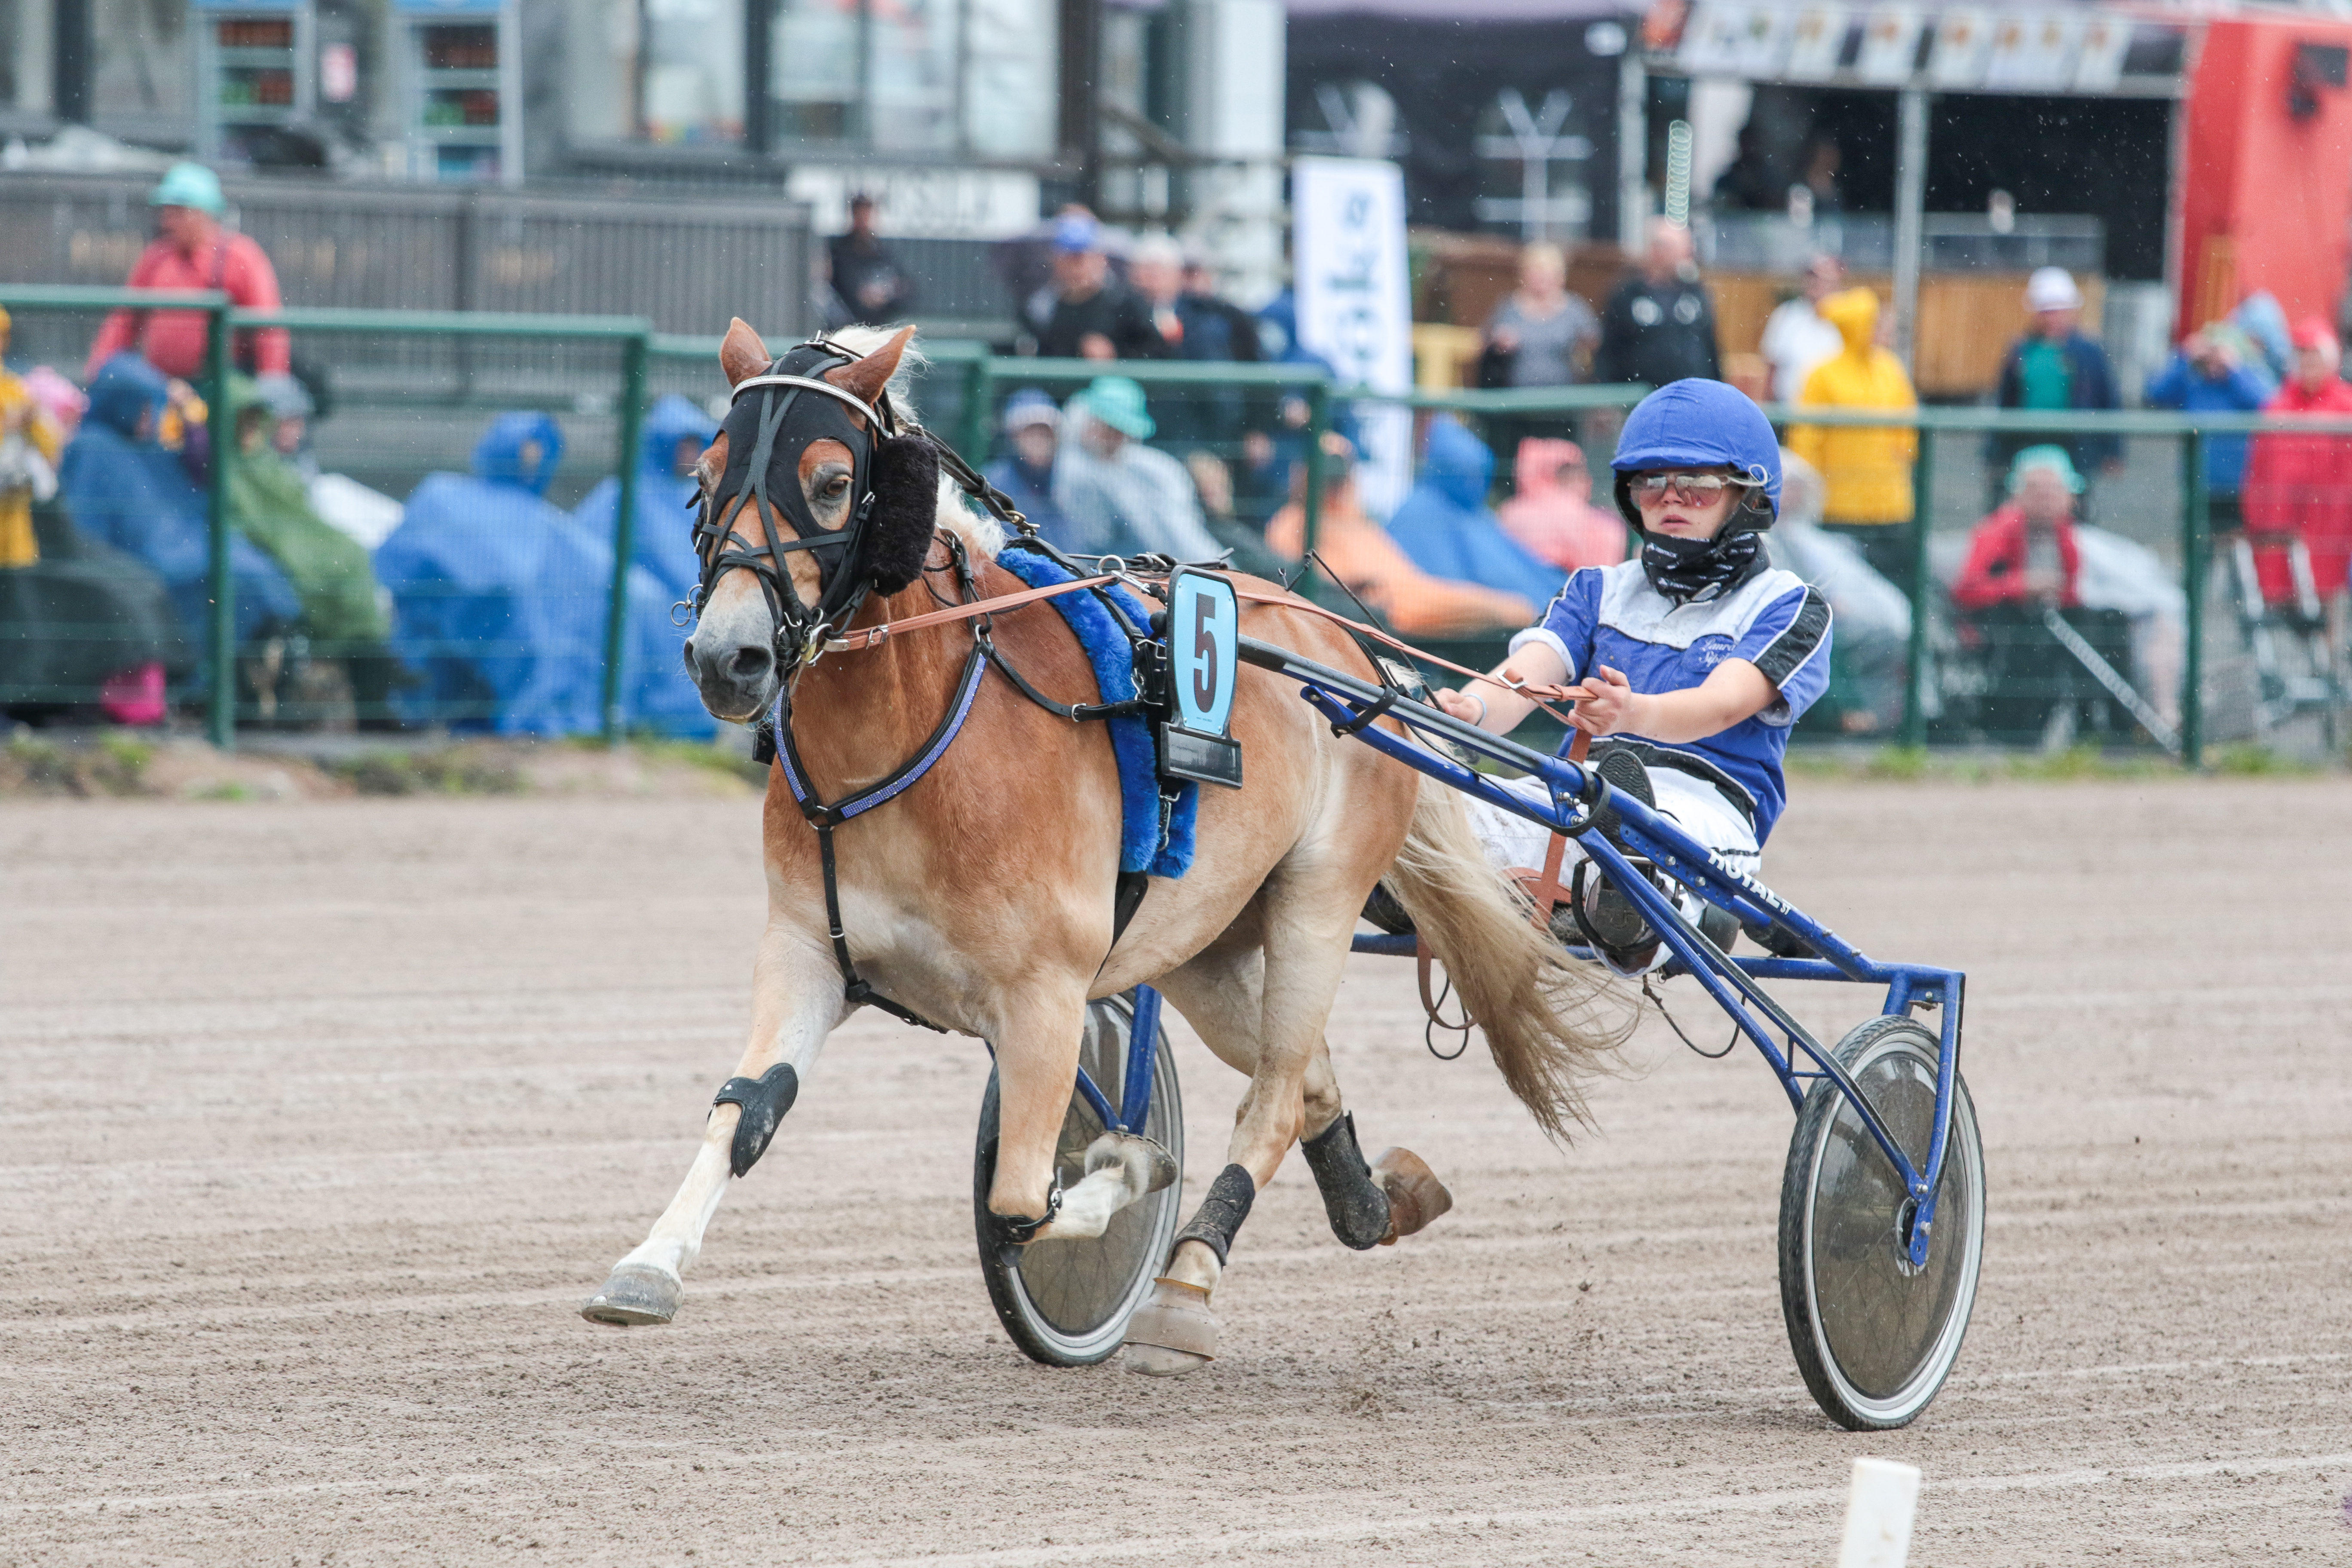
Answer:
[{"left": 827, "top": 324, "right": 1006, "bottom": 563}]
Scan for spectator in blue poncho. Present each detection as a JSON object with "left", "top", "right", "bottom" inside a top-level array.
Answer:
[
  {"left": 1246, "top": 292, "right": 1360, "bottom": 514},
  {"left": 1385, "top": 416, "right": 1565, "bottom": 612},
  {"left": 569, "top": 394, "right": 721, "bottom": 738},
  {"left": 573, "top": 393, "right": 715, "bottom": 604},
  {"left": 60, "top": 354, "right": 300, "bottom": 665},
  {"left": 375, "top": 412, "right": 603, "bottom": 734},
  {"left": 377, "top": 411, "right": 714, "bottom": 737}
]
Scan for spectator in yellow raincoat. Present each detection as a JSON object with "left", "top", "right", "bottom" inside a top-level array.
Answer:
[
  {"left": 0, "top": 305, "right": 66, "bottom": 568},
  {"left": 1786, "top": 287, "right": 1918, "bottom": 588}
]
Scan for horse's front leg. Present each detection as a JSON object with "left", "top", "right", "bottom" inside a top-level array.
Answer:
[
  {"left": 987, "top": 980, "right": 1174, "bottom": 1248},
  {"left": 582, "top": 928, "right": 843, "bottom": 1326}
]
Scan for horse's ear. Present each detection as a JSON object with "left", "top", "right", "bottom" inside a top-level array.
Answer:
[
  {"left": 830, "top": 325, "right": 916, "bottom": 413},
  {"left": 720, "top": 318, "right": 770, "bottom": 388}
]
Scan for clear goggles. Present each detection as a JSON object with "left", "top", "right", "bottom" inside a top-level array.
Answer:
[{"left": 1629, "top": 471, "right": 1759, "bottom": 505}]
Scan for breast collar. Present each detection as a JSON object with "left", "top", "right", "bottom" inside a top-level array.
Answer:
[{"left": 692, "top": 339, "right": 900, "bottom": 669}]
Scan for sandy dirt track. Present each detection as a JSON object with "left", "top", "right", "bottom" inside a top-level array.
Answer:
[{"left": 5, "top": 780, "right": 2351, "bottom": 1565}]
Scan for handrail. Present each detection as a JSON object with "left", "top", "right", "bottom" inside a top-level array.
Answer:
[
  {"left": 0, "top": 285, "right": 228, "bottom": 311},
  {"left": 1755, "top": 402, "right": 2352, "bottom": 435},
  {"left": 232, "top": 306, "right": 652, "bottom": 338}
]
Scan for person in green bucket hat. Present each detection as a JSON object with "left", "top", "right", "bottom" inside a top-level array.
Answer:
[
  {"left": 1051, "top": 376, "right": 1224, "bottom": 563},
  {"left": 1070, "top": 375, "right": 1156, "bottom": 440},
  {"left": 85, "top": 161, "right": 291, "bottom": 385}
]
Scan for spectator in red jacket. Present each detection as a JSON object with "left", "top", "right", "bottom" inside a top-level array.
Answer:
[
  {"left": 83, "top": 163, "right": 289, "bottom": 383},
  {"left": 1954, "top": 445, "right": 2083, "bottom": 611},
  {"left": 2241, "top": 318, "right": 2352, "bottom": 615}
]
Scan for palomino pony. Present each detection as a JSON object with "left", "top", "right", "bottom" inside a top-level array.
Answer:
[{"left": 582, "top": 321, "right": 1625, "bottom": 1371}]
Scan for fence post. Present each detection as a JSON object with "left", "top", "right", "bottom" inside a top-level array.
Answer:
[
  {"left": 1900, "top": 422, "right": 1935, "bottom": 749},
  {"left": 205, "top": 302, "right": 235, "bottom": 750},
  {"left": 2180, "top": 429, "right": 2207, "bottom": 768},
  {"left": 600, "top": 328, "right": 650, "bottom": 744},
  {"left": 958, "top": 353, "right": 992, "bottom": 468},
  {"left": 1300, "top": 377, "right": 1331, "bottom": 560}
]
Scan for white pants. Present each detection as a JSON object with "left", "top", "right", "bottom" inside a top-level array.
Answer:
[{"left": 1464, "top": 766, "right": 1759, "bottom": 965}]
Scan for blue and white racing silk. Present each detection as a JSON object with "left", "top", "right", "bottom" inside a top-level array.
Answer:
[{"left": 1509, "top": 558, "right": 1831, "bottom": 843}]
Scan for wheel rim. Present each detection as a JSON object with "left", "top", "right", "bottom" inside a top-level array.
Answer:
[
  {"left": 1001, "top": 999, "right": 1182, "bottom": 1353},
  {"left": 1804, "top": 1033, "right": 1982, "bottom": 1420}
]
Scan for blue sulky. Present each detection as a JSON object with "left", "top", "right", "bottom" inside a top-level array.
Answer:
[
  {"left": 1236, "top": 635, "right": 1963, "bottom": 1274},
  {"left": 1004, "top": 623, "right": 1977, "bottom": 1429},
  {"left": 1073, "top": 637, "right": 1961, "bottom": 1272}
]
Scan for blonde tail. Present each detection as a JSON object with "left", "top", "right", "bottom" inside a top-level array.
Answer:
[{"left": 1382, "top": 775, "right": 1634, "bottom": 1140}]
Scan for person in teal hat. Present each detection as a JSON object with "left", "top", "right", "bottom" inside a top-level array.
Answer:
[
  {"left": 1954, "top": 445, "right": 2085, "bottom": 613},
  {"left": 1951, "top": 444, "right": 2140, "bottom": 744},
  {"left": 1051, "top": 376, "right": 1222, "bottom": 561},
  {"left": 84, "top": 162, "right": 290, "bottom": 384}
]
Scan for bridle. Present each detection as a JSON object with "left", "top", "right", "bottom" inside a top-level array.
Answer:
[{"left": 690, "top": 337, "right": 901, "bottom": 671}]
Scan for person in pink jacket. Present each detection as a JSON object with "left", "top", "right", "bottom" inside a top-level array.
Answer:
[
  {"left": 83, "top": 163, "right": 289, "bottom": 383},
  {"left": 1497, "top": 438, "right": 1629, "bottom": 572}
]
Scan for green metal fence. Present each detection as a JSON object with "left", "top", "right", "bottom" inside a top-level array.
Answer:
[{"left": 9, "top": 291, "right": 2350, "bottom": 768}]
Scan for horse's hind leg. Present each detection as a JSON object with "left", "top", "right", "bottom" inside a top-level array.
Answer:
[
  {"left": 581, "top": 928, "right": 842, "bottom": 1326},
  {"left": 1124, "top": 890, "right": 1378, "bottom": 1374},
  {"left": 1160, "top": 940, "right": 1451, "bottom": 1254},
  {"left": 1125, "top": 925, "right": 1455, "bottom": 1373}
]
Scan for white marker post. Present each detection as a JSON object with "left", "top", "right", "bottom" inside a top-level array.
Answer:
[{"left": 1835, "top": 1458, "right": 1922, "bottom": 1568}]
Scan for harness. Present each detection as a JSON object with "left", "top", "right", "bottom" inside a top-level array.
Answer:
[
  {"left": 691, "top": 341, "right": 895, "bottom": 672},
  {"left": 692, "top": 338, "right": 1192, "bottom": 1036}
]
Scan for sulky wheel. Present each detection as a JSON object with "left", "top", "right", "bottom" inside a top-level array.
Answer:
[
  {"left": 973, "top": 992, "right": 1185, "bottom": 1366},
  {"left": 1778, "top": 1014, "right": 1984, "bottom": 1430}
]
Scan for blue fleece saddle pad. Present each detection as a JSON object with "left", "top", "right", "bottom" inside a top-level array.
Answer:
[{"left": 995, "top": 548, "right": 1197, "bottom": 879}]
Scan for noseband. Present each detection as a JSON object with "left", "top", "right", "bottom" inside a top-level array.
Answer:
[{"left": 690, "top": 338, "right": 900, "bottom": 670}]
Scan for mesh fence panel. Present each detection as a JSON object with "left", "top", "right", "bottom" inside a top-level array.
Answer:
[
  {"left": 9, "top": 297, "right": 2345, "bottom": 759},
  {"left": 2, "top": 313, "right": 714, "bottom": 739}
]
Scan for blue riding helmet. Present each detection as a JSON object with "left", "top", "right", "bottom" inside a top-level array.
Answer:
[{"left": 1610, "top": 377, "right": 1782, "bottom": 531}]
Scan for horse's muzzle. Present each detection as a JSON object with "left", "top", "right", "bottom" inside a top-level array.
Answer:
[{"left": 683, "top": 630, "right": 780, "bottom": 723}]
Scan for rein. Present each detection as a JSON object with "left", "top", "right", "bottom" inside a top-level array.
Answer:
[{"left": 814, "top": 563, "right": 1585, "bottom": 731}]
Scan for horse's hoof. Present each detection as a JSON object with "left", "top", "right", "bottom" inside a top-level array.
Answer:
[
  {"left": 1085, "top": 1130, "right": 1179, "bottom": 1195},
  {"left": 1125, "top": 1341, "right": 1213, "bottom": 1376},
  {"left": 1122, "top": 1277, "right": 1217, "bottom": 1375},
  {"left": 1372, "top": 1147, "right": 1455, "bottom": 1244},
  {"left": 581, "top": 1263, "right": 682, "bottom": 1326}
]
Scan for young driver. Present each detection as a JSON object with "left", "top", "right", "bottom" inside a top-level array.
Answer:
[{"left": 1432, "top": 379, "right": 1832, "bottom": 966}]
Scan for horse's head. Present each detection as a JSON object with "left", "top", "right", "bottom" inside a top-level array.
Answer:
[{"left": 681, "top": 318, "right": 939, "bottom": 722}]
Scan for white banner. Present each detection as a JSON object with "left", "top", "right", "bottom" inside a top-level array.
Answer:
[{"left": 1291, "top": 156, "right": 1414, "bottom": 518}]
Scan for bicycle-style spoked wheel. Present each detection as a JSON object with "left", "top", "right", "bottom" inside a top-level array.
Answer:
[
  {"left": 1779, "top": 1014, "right": 1984, "bottom": 1430},
  {"left": 973, "top": 992, "right": 1184, "bottom": 1365}
]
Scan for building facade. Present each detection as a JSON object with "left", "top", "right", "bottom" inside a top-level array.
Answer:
[{"left": 2, "top": 0, "right": 1284, "bottom": 291}]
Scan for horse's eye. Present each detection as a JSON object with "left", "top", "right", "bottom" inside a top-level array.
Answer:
[{"left": 822, "top": 475, "right": 851, "bottom": 499}]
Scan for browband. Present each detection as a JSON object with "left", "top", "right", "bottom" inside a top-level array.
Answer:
[{"left": 728, "top": 373, "right": 887, "bottom": 432}]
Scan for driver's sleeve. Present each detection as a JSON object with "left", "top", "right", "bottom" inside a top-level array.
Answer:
[
  {"left": 1733, "top": 582, "right": 1832, "bottom": 726},
  {"left": 1506, "top": 566, "right": 1603, "bottom": 683}
]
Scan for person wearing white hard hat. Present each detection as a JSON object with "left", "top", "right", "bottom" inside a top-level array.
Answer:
[{"left": 1989, "top": 266, "right": 2122, "bottom": 509}]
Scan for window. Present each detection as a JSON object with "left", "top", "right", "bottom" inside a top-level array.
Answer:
[
  {"left": 769, "top": 0, "right": 1056, "bottom": 158},
  {"left": 569, "top": 0, "right": 747, "bottom": 147},
  {"left": 94, "top": 0, "right": 191, "bottom": 128},
  {"left": 643, "top": 0, "right": 745, "bottom": 144},
  {"left": 963, "top": 0, "right": 1054, "bottom": 156},
  {"left": 1, "top": 0, "right": 54, "bottom": 116}
]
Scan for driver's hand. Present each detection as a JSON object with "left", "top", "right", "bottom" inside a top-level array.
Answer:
[
  {"left": 1568, "top": 665, "right": 1635, "bottom": 735},
  {"left": 1432, "top": 687, "right": 1486, "bottom": 726}
]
